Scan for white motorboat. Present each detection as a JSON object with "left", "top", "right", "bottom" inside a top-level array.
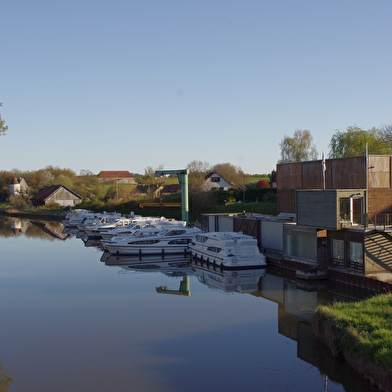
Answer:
[
  {"left": 99, "top": 217, "right": 186, "bottom": 240},
  {"left": 100, "top": 226, "right": 164, "bottom": 250},
  {"left": 62, "top": 209, "right": 93, "bottom": 228},
  {"left": 76, "top": 212, "right": 122, "bottom": 231},
  {"left": 189, "top": 231, "right": 267, "bottom": 269},
  {"left": 83, "top": 217, "right": 134, "bottom": 238},
  {"left": 104, "top": 226, "right": 203, "bottom": 256}
]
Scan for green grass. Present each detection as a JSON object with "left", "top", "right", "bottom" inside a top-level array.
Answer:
[{"left": 314, "top": 294, "right": 392, "bottom": 369}]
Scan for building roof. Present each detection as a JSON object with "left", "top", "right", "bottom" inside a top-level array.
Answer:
[
  {"left": 31, "top": 185, "right": 83, "bottom": 201},
  {"left": 162, "top": 184, "right": 181, "bottom": 193},
  {"left": 204, "top": 172, "right": 232, "bottom": 184},
  {"left": 97, "top": 171, "right": 134, "bottom": 178}
]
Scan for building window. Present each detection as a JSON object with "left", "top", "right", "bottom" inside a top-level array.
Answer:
[
  {"left": 331, "top": 239, "right": 344, "bottom": 267},
  {"left": 211, "top": 177, "right": 221, "bottom": 182},
  {"left": 339, "top": 197, "right": 363, "bottom": 225},
  {"left": 348, "top": 241, "right": 363, "bottom": 270},
  {"left": 340, "top": 198, "right": 350, "bottom": 221}
]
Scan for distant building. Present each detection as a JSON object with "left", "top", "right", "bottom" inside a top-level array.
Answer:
[
  {"left": 30, "top": 185, "right": 83, "bottom": 207},
  {"left": 202, "top": 172, "right": 232, "bottom": 191},
  {"left": 97, "top": 171, "right": 136, "bottom": 185},
  {"left": 160, "top": 184, "right": 181, "bottom": 195},
  {"left": 10, "top": 177, "right": 29, "bottom": 196}
]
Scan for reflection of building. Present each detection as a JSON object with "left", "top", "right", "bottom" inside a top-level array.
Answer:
[
  {"left": 10, "top": 218, "right": 29, "bottom": 234},
  {"left": 255, "top": 269, "right": 378, "bottom": 392}
]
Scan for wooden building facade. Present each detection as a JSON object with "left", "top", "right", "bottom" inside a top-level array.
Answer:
[
  {"left": 277, "top": 155, "right": 392, "bottom": 218},
  {"left": 277, "top": 155, "right": 392, "bottom": 281}
]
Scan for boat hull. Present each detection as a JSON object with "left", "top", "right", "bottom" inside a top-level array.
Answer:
[
  {"left": 105, "top": 243, "right": 191, "bottom": 256},
  {"left": 190, "top": 249, "right": 267, "bottom": 269}
]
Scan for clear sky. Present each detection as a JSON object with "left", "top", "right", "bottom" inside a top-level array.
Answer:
[{"left": 1, "top": 1, "right": 391, "bottom": 175}]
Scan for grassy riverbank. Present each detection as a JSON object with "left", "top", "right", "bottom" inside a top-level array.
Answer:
[
  {"left": 0, "top": 201, "right": 277, "bottom": 222},
  {"left": 312, "top": 293, "right": 392, "bottom": 390}
]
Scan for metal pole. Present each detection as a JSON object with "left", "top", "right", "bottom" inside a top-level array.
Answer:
[
  {"left": 177, "top": 171, "right": 189, "bottom": 224},
  {"left": 155, "top": 169, "right": 189, "bottom": 224}
]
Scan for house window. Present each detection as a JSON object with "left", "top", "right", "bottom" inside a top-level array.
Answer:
[
  {"left": 331, "top": 239, "right": 344, "bottom": 267},
  {"left": 211, "top": 177, "right": 220, "bottom": 182},
  {"left": 348, "top": 241, "right": 363, "bottom": 270}
]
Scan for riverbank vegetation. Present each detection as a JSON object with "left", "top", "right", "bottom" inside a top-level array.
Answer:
[
  {"left": 0, "top": 165, "right": 275, "bottom": 222},
  {"left": 312, "top": 293, "right": 392, "bottom": 390}
]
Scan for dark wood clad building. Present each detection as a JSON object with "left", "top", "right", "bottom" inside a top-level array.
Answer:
[{"left": 277, "top": 155, "right": 392, "bottom": 282}]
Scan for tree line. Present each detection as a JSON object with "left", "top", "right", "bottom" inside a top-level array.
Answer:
[
  {"left": 0, "top": 162, "right": 271, "bottom": 203},
  {"left": 279, "top": 124, "right": 392, "bottom": 163}
]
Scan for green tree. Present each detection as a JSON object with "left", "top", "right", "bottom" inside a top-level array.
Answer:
[
  {"left": 279, "top": 129, "right": 318, "bottom": 163},
  {"left": 52, "top": 174, "right": 74, "bottom": 189},
  {"left": 329, "top": 126, "right": 390, "bottom": 158},
  {"left": 0, "top": 104, "right": 8, "bottom": 136}
]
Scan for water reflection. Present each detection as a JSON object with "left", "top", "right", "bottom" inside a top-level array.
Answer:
[
  {"left": 0, "top": 217, "right": 383, "bottom": 391},
  {"left": 98, "top": 250, "right": 379, "bottom": 390},
  {"left": 0, "top": 217, "right": 71, "bottom": 241},
  {"left": 191, "top": 261, "right": 266, "bottom": 294}
]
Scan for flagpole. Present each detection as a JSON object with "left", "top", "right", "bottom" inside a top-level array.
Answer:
[{"left": 322, "top": 150, "right": 326, "bottom": 189}]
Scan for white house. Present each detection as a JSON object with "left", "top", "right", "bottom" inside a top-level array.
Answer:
[
  {"left": 202, "top": 172, "right": 232, "bottom": 191},
  {"left": 10, "top": 177, "right": 29, "bottom": 196}
]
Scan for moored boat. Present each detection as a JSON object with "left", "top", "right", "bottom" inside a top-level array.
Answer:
[
  {"left": 104, "top": 226, "right": 203, "bottom": 256},
  {"left": 189, "top": 231, "right": 267, "bottom": 269}
]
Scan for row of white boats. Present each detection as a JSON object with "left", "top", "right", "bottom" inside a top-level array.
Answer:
[{"left": 62, "top": 209, "right": 267, "bottom": 269}]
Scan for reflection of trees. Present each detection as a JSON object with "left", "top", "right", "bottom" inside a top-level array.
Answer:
[
  {"left": 0, "top": 217, "right": 69, "bottom": 240},
  {"left": 0, "top": 359, "right": 13, "bottom": 391}
]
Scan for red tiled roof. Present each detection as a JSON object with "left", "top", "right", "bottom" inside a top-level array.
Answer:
[{"left": 98, "top": 171, "right": 134, "bottom": 178}]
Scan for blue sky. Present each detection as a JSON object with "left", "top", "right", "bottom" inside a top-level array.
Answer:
[{"left": 1, "top": 0, "right": 391, "bottom": 175}]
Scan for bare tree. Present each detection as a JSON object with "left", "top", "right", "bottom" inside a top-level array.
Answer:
[
  {"left": 381, "top": 123, "right": 392, "bottom": 151},
  {"left": 187, "top": 160, "right": 211, "bottom": 191}
]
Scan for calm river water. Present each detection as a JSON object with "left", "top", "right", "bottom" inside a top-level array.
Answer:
[{"left": 0, "top": 217, "right": 381, "bottom": 392}]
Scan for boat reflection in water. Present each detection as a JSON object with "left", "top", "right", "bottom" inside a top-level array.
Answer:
[
  {"left": 191, "top": 260, "right": 266, "bottom": 294},
  {"left": 103, "top": 253, "right": 194, "bottom": 295}
]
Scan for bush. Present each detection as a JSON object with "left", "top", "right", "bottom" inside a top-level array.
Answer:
[{"left": 8, "top": 195, "right": 30, "bottom": 209}]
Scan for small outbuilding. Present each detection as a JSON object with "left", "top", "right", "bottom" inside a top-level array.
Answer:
[
  {"left": 10, "top": 177, "right": 29, "bottom": 196},
  {"left": 30, "top": 185, "right": 83, "bottom": 207}
]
